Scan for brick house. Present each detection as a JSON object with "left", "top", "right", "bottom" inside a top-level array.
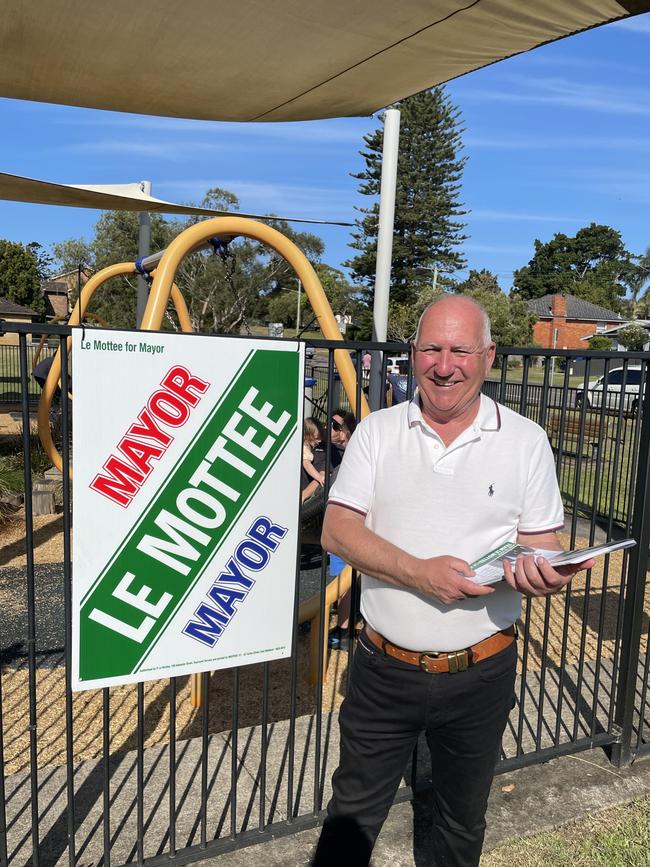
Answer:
[
  {"left": 41, "top": 280, "right": 70, "bottom": 319},
  {"left": 0, "top": 297, "right": 38, "bottom": 345},
  {"left": 526, "top": 293, "right": 627, "bottom": 350},
  {"left": 41, "top": 268, "right": 93, "bottom": 321}
]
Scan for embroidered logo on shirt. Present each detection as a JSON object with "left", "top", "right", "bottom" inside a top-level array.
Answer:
[{"left": 488, "top": 483, "right": 495, "bottom": 497}]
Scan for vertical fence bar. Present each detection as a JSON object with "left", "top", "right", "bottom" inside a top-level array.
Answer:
[
  {"left": 611, "top": 366, "right": 650, "bottom": 766},
  {"left": 258, "top": 663, "right": 269, "bottom": 832},
  {"left": 169, "top": 677, "right": 177, "bottom": 856},
  {"left": 313, "top": 354, "right": 336, "bottom": 814},
  {"left": 59, "top": 336, "right": 77, "bottom": 866},
  {"left": 287, "top": 494, "right": 303, "bottom": 824},
  {"left": 0, "top": 660, "right": 7, "bottom": 867},
  {"left": 103, "top": 689, "right": 111, "bottom": 867},
  {"left": 200, "top": 672, "right": 210, "bottom": 846},
  {"left": 636, "top": 638, "right": 650, "bottom": 752},
  {"left": 19, "top": 332, "right": 40, "bottom": 867},
  {"left": 230, "top": 668, "right": 240, "bottom": 839},
  {"left": 136, "top": 682, "right": 145, "bottom": 864}
]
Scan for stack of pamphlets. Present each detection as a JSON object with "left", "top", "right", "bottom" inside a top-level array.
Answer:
[{"left": 470, "top": 538, "right": 636, "bottom": 586}]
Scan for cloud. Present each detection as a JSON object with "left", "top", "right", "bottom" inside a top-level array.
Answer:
[
  {"left": 469, "top": 209, "right": 585, "bottom": 224},
  {"left": 462, "top": 76, "right": 650, "bottom": 116},
  {"left": 61, "top": 140, "right": 191, "bottom": 159},
  {"left": 158, "top": 179, "right": 356, "bottom": 221},
  {"left": 52, "top": 110, "right": 370, "bottom": 145},
  {"left": 465, "top": 134, "right": 650, "bottom": 151},
  {"left": 556, "top": 167, "right": 650, "bottom": 203},
  {"left": 611, "top": 15, "right": 650, "bottom": 34},
  {"left": 463, "top": 242, "right": 530, "bottom": 255},
  {"left": 516, "top": 51, "right": 645, "bottom": 75}
]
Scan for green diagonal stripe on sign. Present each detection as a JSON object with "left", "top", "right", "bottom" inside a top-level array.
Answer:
[{"left": 78, "top": 348, "right": 300, "bottom": 683}]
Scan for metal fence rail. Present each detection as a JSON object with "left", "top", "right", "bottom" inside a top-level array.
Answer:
[{"left": 0, "top": 322, "right": 649, "bottom": 867}]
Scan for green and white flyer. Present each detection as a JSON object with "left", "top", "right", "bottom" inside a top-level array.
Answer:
[{"left": 71, "top": 328, "right": 303, "bottom": 690}]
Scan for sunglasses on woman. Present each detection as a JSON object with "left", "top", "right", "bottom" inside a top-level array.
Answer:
[{"left": 331, "top": 419, "right": 343, "bottom": 432}]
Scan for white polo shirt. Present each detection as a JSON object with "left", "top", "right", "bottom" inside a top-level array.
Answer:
[{"left": 328, "top": 393, "right": 564, "bottom": 651}]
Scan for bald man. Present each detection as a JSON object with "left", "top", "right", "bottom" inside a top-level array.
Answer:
[{"left": 312, "top": 296, "right": 594, "bottom": 867}]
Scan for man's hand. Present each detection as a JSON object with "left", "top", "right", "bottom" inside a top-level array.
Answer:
[
  {"left": 413, "top": 556, "right": 495, "bottom": 604},
  {"left": 502, "top": 554, "right": 596, "bottom": 597}
]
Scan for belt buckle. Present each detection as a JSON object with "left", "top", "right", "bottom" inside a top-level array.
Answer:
[
  {"left": 418, "top": 651, "right": 441, "bottom": 673},
  {"left": 419, "top": 649, "right": 469, "bottom": 674}
]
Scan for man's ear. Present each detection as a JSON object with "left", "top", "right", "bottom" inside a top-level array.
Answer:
[{"left": 485, "top": 342, "right": 496, "bottom": 372}]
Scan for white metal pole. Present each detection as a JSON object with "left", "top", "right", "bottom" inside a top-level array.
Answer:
[
  {"left": 369, "top": 108, "right": 400, "bottom": 410},
  {"left": 296, "top": 278, "right": 301, "bottom": 332},
  {"left": 136, "top": 180, "right": 152, "bottom": 328}
]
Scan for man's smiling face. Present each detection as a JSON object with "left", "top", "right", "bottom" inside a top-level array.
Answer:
[{"left": 412, "top": 297, "right": 495, "bottom": 426}]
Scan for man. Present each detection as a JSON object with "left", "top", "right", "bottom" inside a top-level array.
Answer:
[{"left": 312, "top": 296, "right": 594, "bottom": 866}]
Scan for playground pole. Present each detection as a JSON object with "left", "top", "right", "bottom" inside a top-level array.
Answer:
[
  {"left": 369, "top": 108, "right": 400, "bottom": 411},
  {"left": 136, "top": 180, "right": 152, "bottom": 328}
]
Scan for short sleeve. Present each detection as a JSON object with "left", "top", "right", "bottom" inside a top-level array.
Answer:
[
  {"left": 518, "top": 432, "right": 564, "bottom": 534},
  {"left": 328, "top": 418, "right": 374, "bottom": 516}
]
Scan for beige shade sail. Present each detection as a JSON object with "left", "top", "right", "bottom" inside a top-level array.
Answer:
[
  {"left": 1, "top": 1, "right": 648, "bottom": 123},
  {"left": 0, "top": 172, "right": 352, "bottom": 225}
]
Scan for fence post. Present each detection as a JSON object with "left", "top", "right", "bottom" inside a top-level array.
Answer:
[{"left": 610, "top": 371, "right": 650, "bottom": 766}]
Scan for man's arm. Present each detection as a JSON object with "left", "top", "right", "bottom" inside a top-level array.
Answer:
[
  {"left": 322, "top": 504, "right": 495, "bottom": 605},
  {"left": 502, "top": 529, "right": 595, "bottom": 597}
]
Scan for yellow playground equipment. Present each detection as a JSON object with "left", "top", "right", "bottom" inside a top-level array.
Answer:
[{"left": 38, "top": 217, "right": 370, "bottom": 699}]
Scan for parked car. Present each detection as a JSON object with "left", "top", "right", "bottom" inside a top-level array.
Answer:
[
  {"left": 574, "top": 365, "right": 643, "bottom": 414},
  {"left": 386, "top": 353, "right": 410, "bottom": 375},
  {"left": 305, "top": 345, "right": 315, "bottom": 359}
]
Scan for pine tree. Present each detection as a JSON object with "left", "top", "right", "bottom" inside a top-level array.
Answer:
[{"left": 346, "top": 87, "right": 467, "bottom": 308}]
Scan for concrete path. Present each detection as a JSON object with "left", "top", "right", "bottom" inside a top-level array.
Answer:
[{"left": 193, "top": 745, "right": 650, "bottom": 866}]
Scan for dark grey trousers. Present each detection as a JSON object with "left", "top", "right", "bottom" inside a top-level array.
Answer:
[{"left": 312, "top": 632, "right": 517, "bottom": 866}]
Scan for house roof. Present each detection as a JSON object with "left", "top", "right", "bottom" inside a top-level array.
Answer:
[
  {"left": 582, "top": 320, "right": 650, "bottom": 340},
  {"left": 41, "top": 280, "right": 69, "bottom": 295},
  {"left": 0, "top": 296, "right": 38, "bottom": 317},
  {"left": 526, "top": 294, "right": 626, "bottom": 323}
]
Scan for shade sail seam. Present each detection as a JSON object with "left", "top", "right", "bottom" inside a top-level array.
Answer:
[{"left": 250, "top": 0, "right": 484, "bottom": 120}]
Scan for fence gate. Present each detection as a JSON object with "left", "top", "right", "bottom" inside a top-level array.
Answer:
[{"left": 1, "top": 323, "right": 649, "bottom": 866}]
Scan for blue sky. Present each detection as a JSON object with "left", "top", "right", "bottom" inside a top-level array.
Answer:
[{"left": 1, "top": 14, "right": 649, "bottom": 292}]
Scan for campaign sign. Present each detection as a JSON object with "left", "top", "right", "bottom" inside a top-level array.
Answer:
[{"left": 71, "top": 328, "right": 303, "bottom": 690}]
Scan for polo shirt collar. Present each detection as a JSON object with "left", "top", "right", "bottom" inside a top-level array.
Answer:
[{"left": 407, "top": 392, "right": 501, "bottom": 433}]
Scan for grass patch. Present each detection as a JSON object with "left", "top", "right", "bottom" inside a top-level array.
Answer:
[
  {"left": 486, "top": 367, "right": 585, "bottom": 388},
  {"left": 0, "top": 344, "right": 54, "bottom": 402},
  {"left": 482, "top": 796, "right": 650, "bottom": 866}
]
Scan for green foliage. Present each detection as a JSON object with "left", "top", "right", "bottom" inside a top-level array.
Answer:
[
  {"left": 50, "top": 187, "right": 329, "bottom": 334},
  {"left": 346, "top": 87, "right": 467, "bottom": 307},
  {"left": 0, "top": 239, "right": 46, "bottom": 317},
  {"left": 587, "top": 334, "right": 613, "bottom": 350},
  {"left": 454, "top": 268, "right": 501, "bottom": 294},
  {"left": 53, "top": 212, "right": 175, "bottom": 328},
  {"left": 451, "top": 270, "right": 537, "bottom": 347},
  {"left": 617, "top": 323, "right": 648, "bottom": 351},
  {"left": 387, "top": 288, "right": 443, "bottom": 342},
  {"left": 512, "top": 223, "right": 635, "bottom": 311},
  {"left": 622, "top": 244, "right": 650, "bottom": 312},
  {"left": 267, "top": 291, "right": 300, "bottom": 328}
]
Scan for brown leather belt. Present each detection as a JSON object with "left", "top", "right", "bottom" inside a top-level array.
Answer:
[{"left": 364, "top": 624, "right": 517, "bottom": 674}]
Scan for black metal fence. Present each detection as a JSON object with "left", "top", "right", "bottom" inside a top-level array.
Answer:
[
  {"left": 0, "top": 341, "right": 56, "bottom": 405},
  {"left": 0, "top": 321, "right": 649, "bottom": 867}
]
